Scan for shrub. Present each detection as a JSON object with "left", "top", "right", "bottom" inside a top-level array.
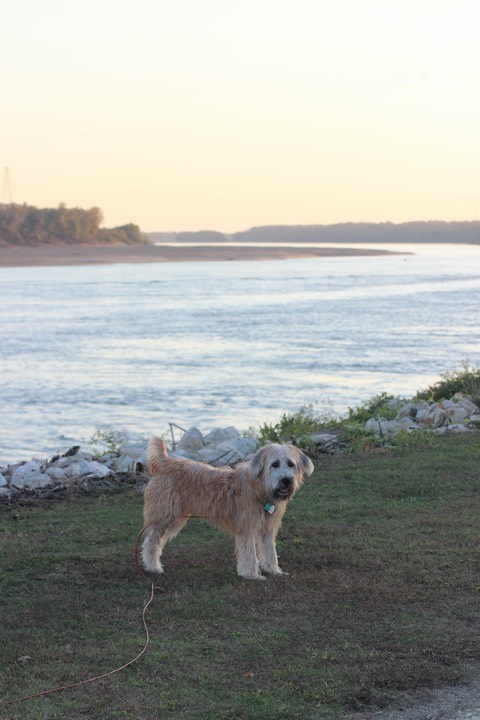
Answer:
[
  {"left": 254, "top": 406, "right": 334, "bottom": 448},
  {"left": 346, "top": 392, "right": 398, "bottom": 423},
  {"left": 415, "top": 362, "right": 480, "bottom": 404}
]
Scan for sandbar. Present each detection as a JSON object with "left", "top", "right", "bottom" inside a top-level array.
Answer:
[{"left": 0, "top": 243, "right": 407, "bottom": 268}]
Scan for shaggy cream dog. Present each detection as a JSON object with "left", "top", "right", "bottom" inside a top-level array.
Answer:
[{"left": 141, "top": 438, "right": 314, "bottom": 580}]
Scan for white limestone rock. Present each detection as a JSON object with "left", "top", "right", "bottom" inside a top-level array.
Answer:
[
  {"left": 118, "top": 445, "right": 145, "bottom": 459},
  {"left": 309, "top": 432, "right": 339, "bottom": 445},
  {"left": 79, "top": 450, "right": 95, "bottom": 462},
  {"left": 452, "top": 393, "right": 480, "bottom": 415},
  {"left": 395, "top": 402, "right": 418, "bottom": 419},
  {"left": 87, "top": 461, "right": 112, "bottom": 479},
  {"left": 196, "top": 446, "right": 245, "bottom": 466},
  {"left": 365, "top": 416, "right": 419, "bottom": 438},
  {"left": 45, "top": 466, "right": 69, "bottom": 483},
  {"left": 26, "top": 474, "right": 54, "bottom": 490},
  {"left": 204, "top": 426, "right": 240, "bottom": 446},
  {"left": 111, "top": 446, "right": 148, "bottom": 473},
  {"left": 172, "top": 449, "right": 202, "bottom": 461},
  {"left": 179, "top": 429, "right": 257, "bottom": 466},
  {"left": 217, "top": 436, "right": 258, "bottom": 460},
  {"left": 176, "top": 427, "right": 204, "bottom": 452},
  {"left": 435, "top": 424, "right": 473, "bottom": 435},
  {"left": 65, "top": 460, "right": 91, "bottom": 478},
  {"left": 442, "top": 399, "right": 469, "bottom": 425},
  {"left": 196, "top": 447, "right": 228, "bottom": 465},
  {"left": 12, "top": 470, "right": 50, "bottom": 490},
  {"left": 416, "top": 404, "right": 447, "bottom": 428},
  {"left": 111, "top": 454, "right": 136, "bottom": 473},
  {"left": 11, "top": 461, "right": 44, "bottom": 489}
]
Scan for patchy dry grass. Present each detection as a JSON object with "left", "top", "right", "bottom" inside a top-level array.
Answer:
[{"left": 1, "top": 434, "right": 480, "bottom": 719}]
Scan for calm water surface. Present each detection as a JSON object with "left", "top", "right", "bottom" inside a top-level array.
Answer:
[{"left": 1, "top": 243, "right": 479, "bottom": 464}]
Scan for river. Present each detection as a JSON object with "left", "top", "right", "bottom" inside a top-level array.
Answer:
[{"left": 1, "top": 242, "right": 479, "bottom": 464}]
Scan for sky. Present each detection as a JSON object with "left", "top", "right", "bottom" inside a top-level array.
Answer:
[{"left": 2, "top": 0, "right": 480, "bottom": 233}]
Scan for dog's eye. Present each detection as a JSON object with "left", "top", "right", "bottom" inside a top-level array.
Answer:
[
  {"left": 287, "top": 460, "right": 295, "bottom": 468},
  {"left": 271, "top": 460, "right": 280, "bottom": 468}
]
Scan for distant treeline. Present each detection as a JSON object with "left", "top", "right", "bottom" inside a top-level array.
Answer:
[
  {"left": 0, "top": 203, "right": 148, "bottom": 247},
  {"left": 149, "top": 221, "right": 480, "bottom": 245}
]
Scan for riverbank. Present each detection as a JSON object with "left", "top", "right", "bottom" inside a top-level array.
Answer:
[
  {"left": 0, "top": 242, "right": 407, "bottom": 268},
  {"left": 2, "top": 392, "right": 479, "bottom": 494},
  {"left": 2, "top": 433, "right": 480, "bottom": 718}
]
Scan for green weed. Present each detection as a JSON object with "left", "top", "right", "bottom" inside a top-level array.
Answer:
[
  {"left": 88, "top": 426, "right": 128, "bottom": 456},
  {"left": 346, "top": 391, "right": 399, "bottom": 423},
  {"left": 254, "top": 405, "right": 338, "bottom": 447}
]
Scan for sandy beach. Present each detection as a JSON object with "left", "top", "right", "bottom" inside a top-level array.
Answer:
[{"left": 0, "top": 243, "right": 405, "bottom": 268}]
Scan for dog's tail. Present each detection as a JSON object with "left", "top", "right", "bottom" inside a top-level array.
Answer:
[{"left": 147, "top": 436, "right": 168, "bottom": 476}]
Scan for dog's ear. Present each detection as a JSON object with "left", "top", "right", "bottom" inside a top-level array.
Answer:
[
  {"left": 249, "top": 445, "right": 269, "bottom": 481},
  {"left": 298, "top": 449, "right": 314, "bottom": 477}
]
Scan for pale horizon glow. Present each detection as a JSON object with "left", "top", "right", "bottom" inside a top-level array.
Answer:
[{"left": 2, "top": 0, "right": 480, "bottom": 233}]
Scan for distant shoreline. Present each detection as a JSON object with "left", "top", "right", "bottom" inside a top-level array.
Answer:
[{"left": 0, "top": 243, "right": 409, "bottom": 268}]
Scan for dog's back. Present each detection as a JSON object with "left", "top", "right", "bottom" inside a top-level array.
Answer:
[{"left": 145, "top": 436, "right": 237, "bottom": 525}]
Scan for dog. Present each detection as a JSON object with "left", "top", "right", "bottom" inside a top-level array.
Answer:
[{"left": 141, "top": 437, "right": 314, "bottom": 580}]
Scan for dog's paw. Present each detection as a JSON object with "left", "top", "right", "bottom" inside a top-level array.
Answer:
[
  {"left": 143, "top": 562, "right": 164, "bottom": 574},
  {"left": 260, "top": 565, "right": 288, "bottom": 576}
]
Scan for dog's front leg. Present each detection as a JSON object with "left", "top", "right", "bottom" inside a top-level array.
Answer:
[
  {"left": 235, "top": 535, "right": 265, "bottom": 580},
  {"left": 257, "top": 530, "right": 285, "bottom": 575}
]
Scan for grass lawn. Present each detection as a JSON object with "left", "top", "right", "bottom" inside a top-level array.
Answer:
[{"left": 1, "top": 433, "right": 479, "bottom": 719}]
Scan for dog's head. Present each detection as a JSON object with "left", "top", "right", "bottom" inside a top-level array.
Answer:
[{"left": 249, "top": 443, "right": 314, "bottom": 501}]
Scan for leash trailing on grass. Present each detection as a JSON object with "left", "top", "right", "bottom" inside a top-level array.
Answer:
[{"left": 3, "top": 530, "right": 163, "bottom": 708}]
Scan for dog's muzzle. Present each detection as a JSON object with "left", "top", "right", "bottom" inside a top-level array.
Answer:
[{"left": 274, "top": 476, "right": 294, "bottom": 500}]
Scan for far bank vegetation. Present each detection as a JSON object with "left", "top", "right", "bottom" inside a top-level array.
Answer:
[
  {"left": 0, "top": 203, "right": 148, "bottom": 247},
  {"left": 149, "top": 220, "right": 480, "bottom": 245}
]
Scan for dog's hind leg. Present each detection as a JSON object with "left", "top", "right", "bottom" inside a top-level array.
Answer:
[
  {"left": 235, "top": 535, "right": 265, "bottom": 580},
  {"left": 141, "top": 518, "right": 187, "bottom": 574}
]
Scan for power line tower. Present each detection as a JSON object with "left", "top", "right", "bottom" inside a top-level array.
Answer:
[{"left": 1, "top": 166, "right": 13, "bottom": 204}]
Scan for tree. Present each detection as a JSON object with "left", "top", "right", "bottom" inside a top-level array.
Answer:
[{"left": 0, "top": 203, "right": 146, "bottom": 246}]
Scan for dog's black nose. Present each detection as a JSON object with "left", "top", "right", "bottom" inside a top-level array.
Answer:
[{"left": 280, "top": 477, "right": 293, "bottom": 487}]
